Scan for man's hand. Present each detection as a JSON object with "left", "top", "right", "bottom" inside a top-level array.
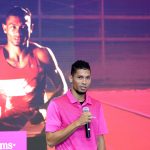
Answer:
[{"left": 76, "top": 112, "right": 92, "bottom": 127}]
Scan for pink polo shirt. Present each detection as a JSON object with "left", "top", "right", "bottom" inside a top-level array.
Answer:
[{"left": 46, "top": 90, "right": 108, "bottom": 150}]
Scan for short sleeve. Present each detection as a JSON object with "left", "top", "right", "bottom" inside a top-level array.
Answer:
[
  {"left": 45, "top": 100, "right": 62, "bottom": 132},
  {"left": 98, "top": 104, "right": 108, "bottom": 135}
]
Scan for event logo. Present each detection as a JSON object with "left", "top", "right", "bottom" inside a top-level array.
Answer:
[
  {"left": 0, "top": 131, "right": 26, "bottom": 150},
  {"left": 0, "top": 142, "right": 16, "bottom": 149}
]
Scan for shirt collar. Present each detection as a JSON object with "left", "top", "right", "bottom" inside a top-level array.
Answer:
[{"left": 66, "top": 89, "right": 92, "bottom": 105}]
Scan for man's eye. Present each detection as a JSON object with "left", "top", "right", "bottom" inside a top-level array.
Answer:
[
  {"left": 86, "top": 77, "right": 90, "bottom": 80},
  {"left": 10, "top": 26, "right": 16, "bottom": 29}
]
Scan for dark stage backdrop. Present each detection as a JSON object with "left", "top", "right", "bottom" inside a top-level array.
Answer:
[
  {"left": 0, "top": 0, "right": 150, "bottom": 149},
  {"left": 0, "top": 0, "right": 150, "bottom": 89}
]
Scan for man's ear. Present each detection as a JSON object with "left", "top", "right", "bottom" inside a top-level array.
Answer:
[
  {"left": 69, "top": 75, "right": 72, "bottom": 83},
  {"left": 2, "top": 24, "right": 7, "bottom": 34}
]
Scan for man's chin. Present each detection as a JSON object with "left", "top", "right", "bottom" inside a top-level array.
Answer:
[{"left": 76, "top": 90, "right": 86, "bottom": 95}]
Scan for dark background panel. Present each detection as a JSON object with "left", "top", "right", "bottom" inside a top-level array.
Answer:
[
  {"left": 105, "top": 0, "right": 150, "bottom": 15},
  {"left": 0, "top": 0, "right": 150, "bottom": 89}
]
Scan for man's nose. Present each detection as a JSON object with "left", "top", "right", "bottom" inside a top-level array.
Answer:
[
  {"left": 15, "top": 27, "right": 23, "bottom": 36},
  {"left": 14, "top": 28, "right": 20, "bottom": 35},
  {"left": 82, "top": 78, "right": 87, "bottom": 84}
]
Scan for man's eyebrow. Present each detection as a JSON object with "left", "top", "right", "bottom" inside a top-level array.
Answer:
[{"left": 7, "top": 23, "right": 15, "bottom": 26}]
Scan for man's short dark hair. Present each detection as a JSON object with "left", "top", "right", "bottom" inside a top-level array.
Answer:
[
  {"left": 71, "top": 60, "right": 91, "bottom": 75},
  {"left": 5, "top": 6, "right": 31, "bottom": 23}
]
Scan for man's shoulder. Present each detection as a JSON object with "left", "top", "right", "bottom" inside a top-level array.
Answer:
[
  {"left": 48, "top": 94, "right": 68, "bottom": 110},
  {"left": 30, "top": 42, "right": 55, "bottom": 63},
  {"left": 52, "top": 94, "right": 68, "bottom": 103},
  {"left": 30, "top": 42, "right": 48, "bottom": 52},
  {"left": 88, "top": 95, "right": 102, "bottom": 105}
]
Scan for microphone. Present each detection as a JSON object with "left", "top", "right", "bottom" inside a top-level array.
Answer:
[{"left": 82, "top": 107, "right": 90, "bottom": 138}]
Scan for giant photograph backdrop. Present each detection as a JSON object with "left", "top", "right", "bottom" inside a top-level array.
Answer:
[{"left": 0, "top": 0, "right": 150, "bottom": 88}]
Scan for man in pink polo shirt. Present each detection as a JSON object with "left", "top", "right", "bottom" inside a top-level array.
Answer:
[{"left": 46, "top": 60, "right": 108, "bottom": 150}]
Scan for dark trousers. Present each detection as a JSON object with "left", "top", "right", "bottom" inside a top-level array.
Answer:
[{"left": 27, "top": 134, "right": 47, "bottom": 150}]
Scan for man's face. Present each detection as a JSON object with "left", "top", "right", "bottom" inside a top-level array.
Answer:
[
  {"left": 2, "top": 15, "right": 33, "bottom": 47},
  {"left": 70, "top": 69, "right": 91, "bottom": 95}
]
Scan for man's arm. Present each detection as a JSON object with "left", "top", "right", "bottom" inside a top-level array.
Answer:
[
  {"left": 46, "top": 119, "right": 79, "bottom": 147},
  {"left": 46, "top": 111, "right": 92, "bottom": 147},
  {"left": 30, "top": 45, "right": 68, "bottom": 122},
  {"left": 44, "top": 47, "right": 68, "bottom": 99},
  {"left": 35, "top": 46, "right": 68, "bottom": 101},
  {"left": 97, "top": 135, "right": 106, "bottom": 150}
]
